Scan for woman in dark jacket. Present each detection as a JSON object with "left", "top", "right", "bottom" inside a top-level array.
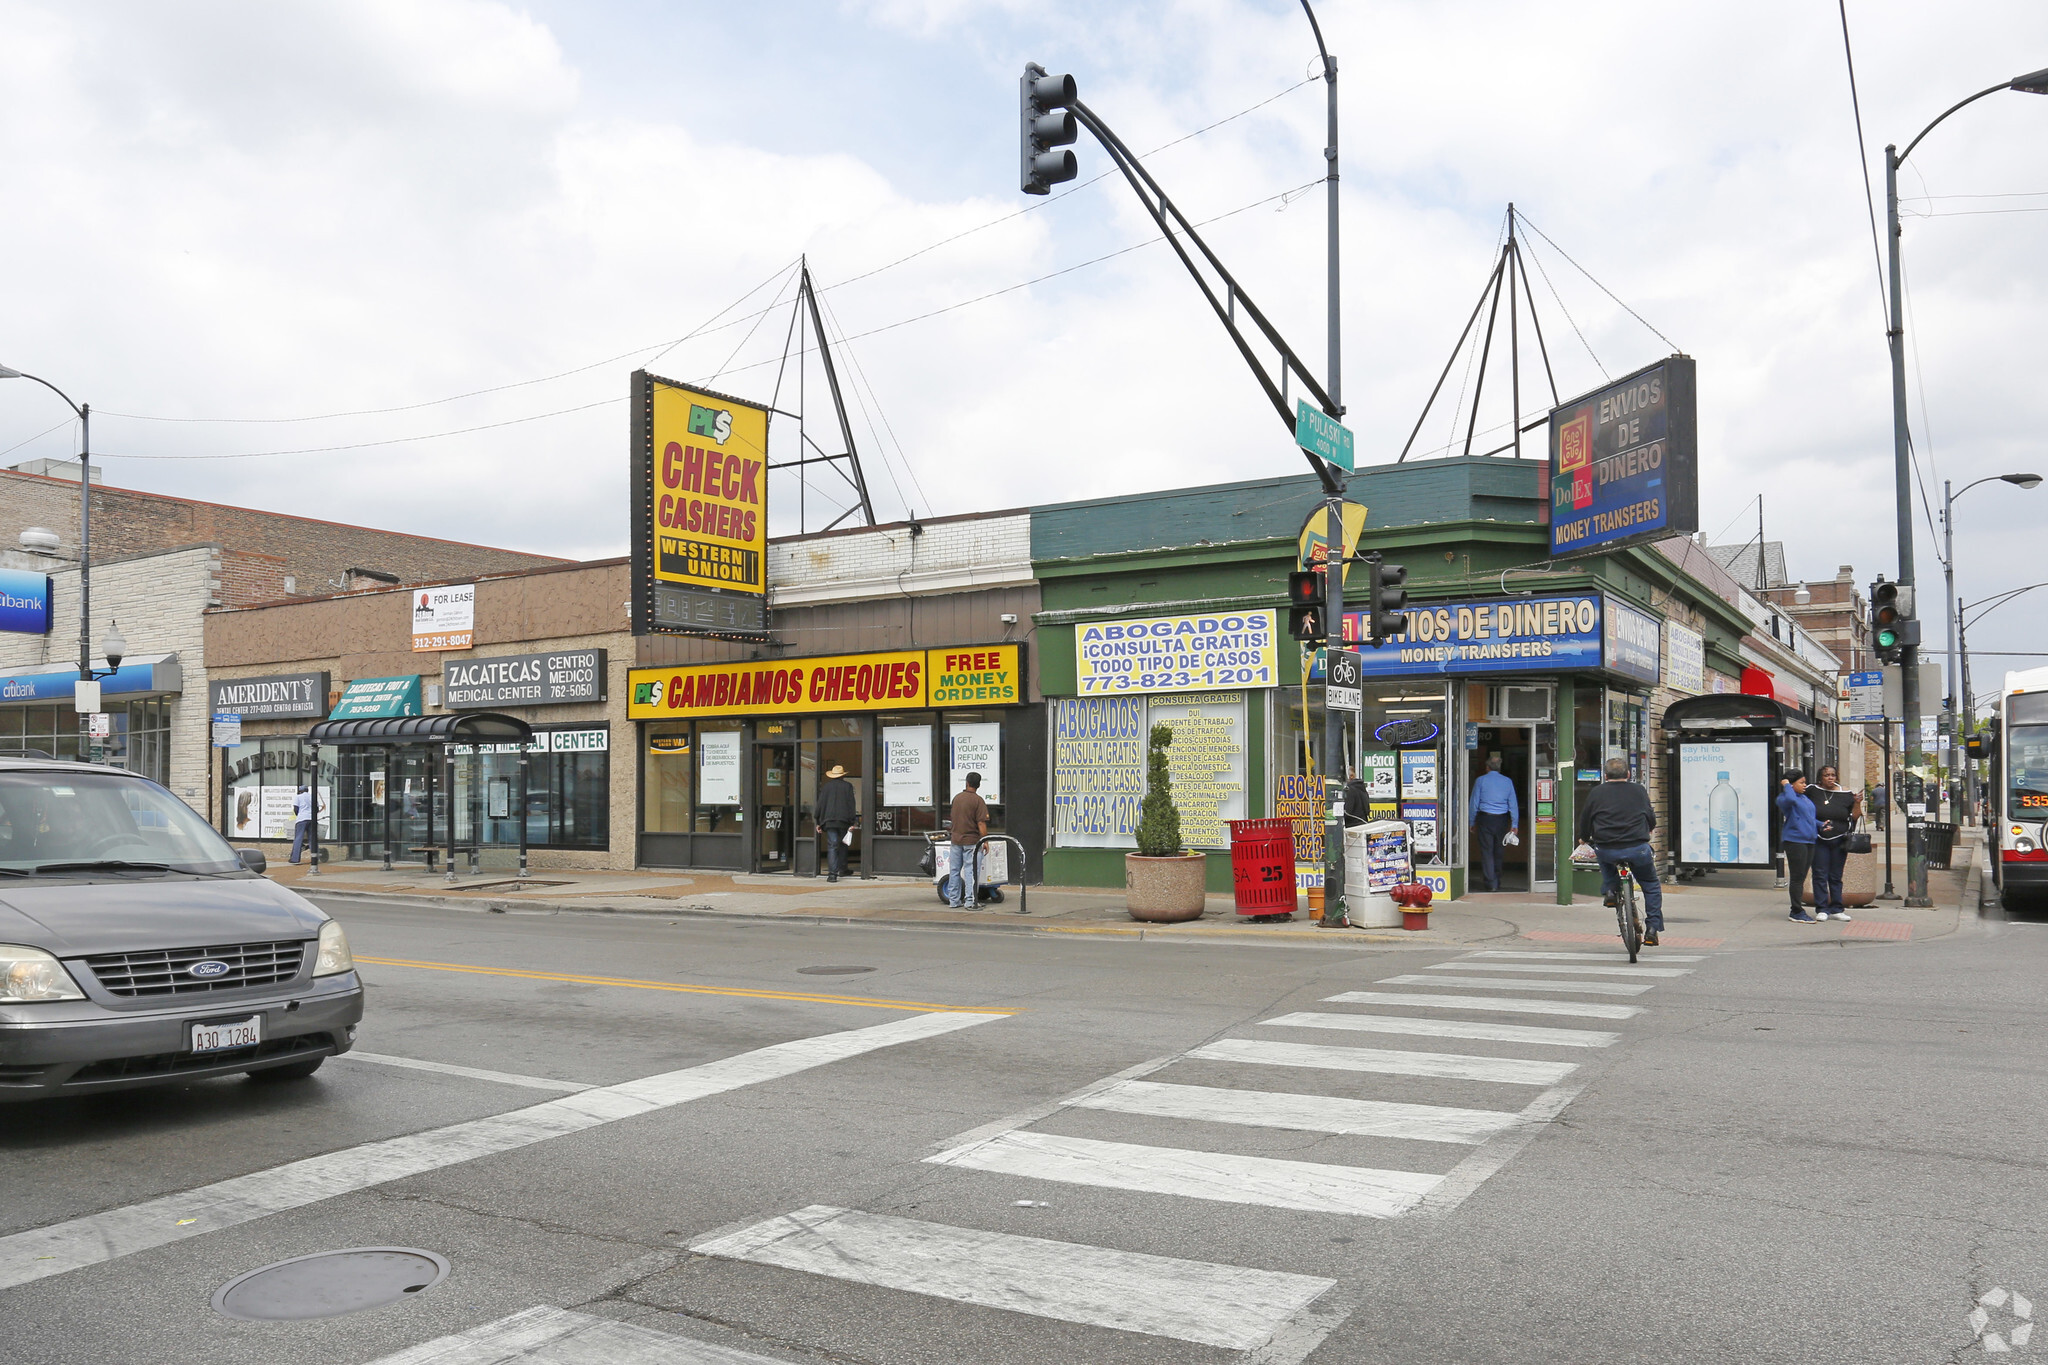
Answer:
[
  {"left": 1809, "top": 765, "right": 1862, "bottom": 922},
  {"left": 1776, "top": 773, "right": 1821, "bottom": 924}
]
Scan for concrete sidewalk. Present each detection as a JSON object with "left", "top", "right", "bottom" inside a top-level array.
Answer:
[{"left": 269, "top": 841, "right": 1979, "bottom": 951}]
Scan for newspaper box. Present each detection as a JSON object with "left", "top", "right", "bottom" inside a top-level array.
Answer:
[{"left": 1341, "top": 820, "right": 1411, "bottom": 928}]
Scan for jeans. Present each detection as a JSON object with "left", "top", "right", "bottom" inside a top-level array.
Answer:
[
  {"left": 822, "top": 825, "right": 850, "bottom": 878},
  {"left": 1784, "top": 842, "right": 1816, "bottom": 914},
  {"left": 1472, "top": 812, "right": 1512, "bottom": 890},
  {"left": 941, "top": 842, "right": 978, "bottom": 907},
  {"left": 1811, "top": 840, "right": 1847, "bottom": 912},
  {"left": 290, "top": 819, "right": 312, "bottom": 865},
  {"left": 1595, "top": 842, "right": 1663, "bottom": 932}
]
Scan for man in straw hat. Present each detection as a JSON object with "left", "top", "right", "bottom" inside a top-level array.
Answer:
[{"left": 815, "top": 763, "right": 857, "bottom": 882}]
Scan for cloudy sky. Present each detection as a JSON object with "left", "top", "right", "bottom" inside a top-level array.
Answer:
[{"left": 2, "top": 0, "right": 2045, "bottom": 695}]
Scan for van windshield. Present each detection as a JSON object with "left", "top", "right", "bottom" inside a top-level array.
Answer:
[{"left": 0, "top": 769, "right": 243, "bottom": 874}]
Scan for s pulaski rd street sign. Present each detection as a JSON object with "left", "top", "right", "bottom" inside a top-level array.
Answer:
[{"left": 1548, "top": 355, "right": 1697, "bottom": 556}]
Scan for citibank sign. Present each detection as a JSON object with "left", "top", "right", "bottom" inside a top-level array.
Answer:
[{"left": 0, "top": 569, "right": 52, "bottom": 636}]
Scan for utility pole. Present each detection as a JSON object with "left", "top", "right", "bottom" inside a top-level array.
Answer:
[{"left": 1883, "top": 143, "right": 1931, "bottom": 907}]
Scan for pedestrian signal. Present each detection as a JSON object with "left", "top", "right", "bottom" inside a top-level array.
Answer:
[{"left": 1287, "top": 569, "right": 1325, "bottom": 642}]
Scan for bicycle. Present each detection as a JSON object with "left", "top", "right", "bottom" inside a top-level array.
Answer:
[{"left": 1573, "top": 843, "right": 1642, "bottom": 963}]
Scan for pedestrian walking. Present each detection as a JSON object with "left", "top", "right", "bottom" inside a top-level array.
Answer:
[
  {"left": 1777, "top": 772, "right": 1821, "bottom": 923},
  {"left": 1573, "top": 757, "right": 1665, "bottom": 946},
  {"left": 1468, "top": 755, "right": 1519, "bottom": 891},
  {"left": 943, "top": 771, "right": 988, "bottom": 908},
  {"left": 814, "top": 764, "right": 856, "bottom": 882},
  {"left": 1342, "top": 768, "right": 1370, "bottom": 828},
  {"left": 288, "top": 785, "right": 314, "bottom": 865},
  {"left": 1809, "top": 765, "right": 1861, "bottom": 922}
]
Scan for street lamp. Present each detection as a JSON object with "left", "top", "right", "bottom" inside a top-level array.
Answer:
[
  {"left": 1882, "top": 66, "right": 2048, "bottom": 905},
  {"left": 1942, "top": 472, "right": 2042, "bottom": 821},
  {"left": 0, "top": 366, "right": 93, "bottom": 690}
]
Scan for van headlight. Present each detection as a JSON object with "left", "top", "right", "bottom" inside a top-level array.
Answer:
[
  {"left": 313, "top": 920, "right": 354, "bottom": 977},
  {"left": 0, "top": 945, "right": 86, "bottom": 1002}
]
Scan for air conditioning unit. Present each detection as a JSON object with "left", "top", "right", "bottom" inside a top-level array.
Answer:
[{"left": 1488, "top": 686, "right": 1553, "bottom": 722}]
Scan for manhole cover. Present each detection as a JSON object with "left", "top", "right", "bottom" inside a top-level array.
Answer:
[
  {"left": 797, "top": 965, "right": 876, "bottom": 976},
  {"left": 212, "top": 1248, "right": 449, "bottom": 1321}
]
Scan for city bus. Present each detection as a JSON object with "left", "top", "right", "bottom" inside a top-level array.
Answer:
[{"left": 1989, "top": 665, "right": 2048, "bottom": 907}]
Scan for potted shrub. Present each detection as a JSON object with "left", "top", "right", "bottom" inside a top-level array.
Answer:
[{"left": 1125, "top": 723, "right": 1208, "bottom": 922}]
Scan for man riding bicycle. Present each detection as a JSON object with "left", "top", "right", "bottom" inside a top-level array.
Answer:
[{"left": 1575, "top": 757, "right": 1663, "bottom": 947}]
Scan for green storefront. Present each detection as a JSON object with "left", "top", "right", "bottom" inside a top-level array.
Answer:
[{"left": 1032, "top": 457, "right": 1752, "bottom": 899}]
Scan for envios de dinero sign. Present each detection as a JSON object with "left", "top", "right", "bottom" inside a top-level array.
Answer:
[{"left": 627, "top": 646, "right": 1022, "bottom": 720}]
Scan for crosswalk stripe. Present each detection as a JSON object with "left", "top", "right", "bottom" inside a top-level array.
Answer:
[
  {"left": 365, "top": 1305, "right": 781, "bottom": 1364},
  {"left": 1324, "top": 989, "right": 1643, "bottom": 1019},
  {"left": 336, "top": 1051, "right": 594, "bottom": 1093},
  {"left": 1070, "top": 1077, "right": 1523, "bottom": 1144},
  {"left": 0, "top": 1011, "right": 1004, "bottom": 1292},
  {"left": 927, "top": 1130, "right": 1443, "bottom": 1217},
  {"left": 1464, "top": 950, "right": 1706, "bottom": 962},
  {"left": 692, "top": 1205, "right": 1338, "bottom": 1351},
  {"left": 1428, "top": 961, "right": 1691, "bottom": 978},
  {"left": 1187, "top": 1037, "right": 1576, "bottom": 1085},
  {"left": 1261, "top": 1010, "right": 1618, "bottom": 1049},
  {"left": 1381, "top": 973, "right": 1653, "bottom": 996}
]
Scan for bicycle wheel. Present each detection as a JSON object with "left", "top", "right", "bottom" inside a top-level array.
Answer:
[{"left": 1615, "top": 875, "right": 1641, "bottom": 963}]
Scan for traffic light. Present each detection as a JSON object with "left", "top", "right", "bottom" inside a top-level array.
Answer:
[
  {"left": 1363, "top": 554, "right": 1407, "bottom": 646},
  {"left": 1020, "top": 64, "right": 1078, "bottom": 195},
  {"left": 1286, "top": 569, "right": 1325, "bottom": 642},
  {"left": 1870, "top": 579, "right": 1919, "bottom": 664}
]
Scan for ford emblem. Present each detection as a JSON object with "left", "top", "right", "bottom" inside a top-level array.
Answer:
[{"left": 189, "top": 960, "right": 232, "bottom": 979}]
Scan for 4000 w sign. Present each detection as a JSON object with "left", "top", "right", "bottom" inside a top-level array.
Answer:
[{"left": 1075, "top": 609, "right": 1278, "bottom": 694}]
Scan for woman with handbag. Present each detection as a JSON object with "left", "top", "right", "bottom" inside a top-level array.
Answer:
[{"left": 1809, "top": 765, "right": 1863, "bottom": 921}]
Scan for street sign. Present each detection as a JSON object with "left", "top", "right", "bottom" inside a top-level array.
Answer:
[
  {"left": 1880, "top": 663, "right": 1942, "bottom": 720},
  {"left": 87, "top": 713, "right": 111, "bottom": 739},
  {"left": 1327, "top": 649, "right": 1362, "bottom": 712},
  {"left": 212, "top": 713, "right": 242, "bottom": 748},
  {"left": 1845, "top": 670, "right": 1884, "bottom": 724},
  {"left": 1294, "top": 399, "right": 1354, "bottom": 472}
]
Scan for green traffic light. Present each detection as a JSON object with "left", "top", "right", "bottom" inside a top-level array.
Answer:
[{"left": 1877, "top": 628, "right": 1898, "bottom": 647}]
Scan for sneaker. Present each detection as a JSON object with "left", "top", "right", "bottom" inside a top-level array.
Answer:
[
  {"left": 1602, "top": 894, "right": 1618, "bottom": 908},
  {"left": 1813, "top": 910, "right": 1833, "bottom": 920},
  {"left": 826, "top": 874, "right": 839, "bottom": 883},
  {"left": 1642, "top": 931, "right": 1660, "bottom": 947},
  {"left": 1832, "top": 909, "right": 1853, "bottom": 922},
  {"left": 1789, "top": 912, "right": 1819, "bottom": 924}
]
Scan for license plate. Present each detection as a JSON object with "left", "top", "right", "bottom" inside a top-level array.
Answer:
[{"left": 190, "top": 1016, "right": 262, "bottom": 1053}]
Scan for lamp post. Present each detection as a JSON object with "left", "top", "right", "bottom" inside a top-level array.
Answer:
[
  {"left": 1942, "top": 473, "right": 2041, "bottom": 821},
  {"left": 1883, "top": 65, "right": 2048, "bottom": 906}
]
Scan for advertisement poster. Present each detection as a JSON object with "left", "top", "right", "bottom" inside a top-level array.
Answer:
[
  {"left": 1339, "top": 595, "right": 1605, "bottom": 677},
  {"left": 1400, "top": 750, "right": 1438, "bottom": 799},
  {"left": 1604, "top": 598, "right": 1662, "bottom": 686},
  {"left": 1666, "top": 623, "right": 1706, "bottom": 695},
  {"left": 699, "top": 730, "right": 742, "bottom": 806},
  {"left": 1052, "top": 696, "right": 1144, "bottom": 845},
  {"left": 1075, "top": 609, "right": 1277, "bottom": 695},
  {"left": 411, "top": 584, "right": 475, "bottom": 652},
  {"left": 1548, "top": 355, "right": 1699, "bottom": 555},
  {"left": 1402, "top": 800, "right": 1439, "bottom": 854},
  {"left": 1678, "top": 740, "right": 1769, "bottom": 865},
  {"left": 644, "top": 375, "right": 770, "bottom": 598},
  {"left": 1363, "top": 752, "right": 1397, "bottom": 801},
  {"left": 947, "top": 722, "right": 1002, "bottom": 804},
  {"left": 1147, "top": 693, "right": 1246, "bottom": 849},
  {"left": 1274, "top": 773, "right": 1322, "bottom": 864},
  {"left": 1363, "top": 825, "right": 1411, "bottom": 894},
  {"left": 883, "top": 726, "right": 934, "bottom": 807}
]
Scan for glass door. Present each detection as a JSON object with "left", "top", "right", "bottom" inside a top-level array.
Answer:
[{"left": 755, "top": 742, "right": 796, "bottom": 871}]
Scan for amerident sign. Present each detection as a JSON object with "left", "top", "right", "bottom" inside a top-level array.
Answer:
[
  {"left": 208, "top": 672, "right": 331, "bottom": 719},
  {"left": 627, "top": 645, "right": 1025, "bottom": 720}
]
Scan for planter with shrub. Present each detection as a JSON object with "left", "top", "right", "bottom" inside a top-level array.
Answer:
[{"left": 1125, "top": 723, "right": 1207, "bottom": 922}]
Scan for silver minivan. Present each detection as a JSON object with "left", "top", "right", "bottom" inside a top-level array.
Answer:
[{"left": 0, "top": 756, "right": 362, "bottom": 1099}]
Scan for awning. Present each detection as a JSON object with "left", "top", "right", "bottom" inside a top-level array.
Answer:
[
  {"left": 329, "top": 675, "right": 422, "bottom": 720},
  {"left": 0, "top": 654, "right": 182, "bottom": 704},
  {"left": 306, "top": 713, "right": 534, "bottom": 746},
  {"left": 1661, "top": 693, "right": 1813, "bottom": 735}
]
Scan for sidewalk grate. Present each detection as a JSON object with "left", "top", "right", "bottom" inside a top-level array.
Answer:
[
  {"left": 1841, "top": 920, "right": 1912, "bottom": 941},
  {"left": 1522, "top": 929, "right": 1724, "bottom": 949}
]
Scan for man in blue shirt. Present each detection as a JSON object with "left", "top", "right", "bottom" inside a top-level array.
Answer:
[{"left": 1469, "top": 755, "right": 1519, "bottom": 892}]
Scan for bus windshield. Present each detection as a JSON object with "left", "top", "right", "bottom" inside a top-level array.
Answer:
[{"left": 2010, "top": 723, "right": 2048, "bottom": 819}]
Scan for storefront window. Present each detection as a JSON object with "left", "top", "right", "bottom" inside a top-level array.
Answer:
[
  {"left": 696, "top": 718, "right": 743, "bottom": 832},
  {"left": 0, "top": 701, "right": 171, "bottom": 783},
  {"left": 943, "top": 710, "right": 1006, "bottom": 835},
  {"left": 644, "top": 722, "right": 693, "bottom": 834},
  {"left": 454, "top": 727, "right": 608, "bottom": 850},
  {"left": 875, "top": 713, "right": 933, "bottom": 838},
  {"left": 1358, "top": 685, "right": 1448, "bottom": 865},
  {"left": 223, "top": 738, "right": 334, "bottom": 840}
]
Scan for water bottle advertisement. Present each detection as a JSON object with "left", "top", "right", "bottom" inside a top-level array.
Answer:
[{"left": 1678, "top": 741, "right": 1771, "bottom": 866}]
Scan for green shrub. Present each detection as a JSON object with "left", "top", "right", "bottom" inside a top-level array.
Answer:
[{"left": 1134, "top": 723, "right": 1184, "bottom": 857}]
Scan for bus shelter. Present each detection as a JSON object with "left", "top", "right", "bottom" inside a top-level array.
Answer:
[
  {"left": 303, "top": 712, "right": 535, "bottom": 882},
  {"left": 1661, "top": 693, "right": 1815, "bottom": 875}
]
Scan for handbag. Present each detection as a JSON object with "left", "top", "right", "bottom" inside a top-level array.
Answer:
[{"left": 1847, "top": 826, "right": 1872, "bottom": 855}]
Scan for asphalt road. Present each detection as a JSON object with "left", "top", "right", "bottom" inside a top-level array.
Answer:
[{"left": 2, "top": 894, "right": 2043, "bottom": 1364}]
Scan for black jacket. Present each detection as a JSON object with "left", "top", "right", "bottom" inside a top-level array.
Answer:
[
  {"left": 1343, "top": 778, "right": 1370, "bottom": 827},
  {"left": 1810, "top": 787, "right": 1857, "bottom": 843},
  {"left": 1577, "top": 780, "right": 1656, "bottom": 846},
  {"left": 815, "top": 777, "right": 857, "bottom": 828}
]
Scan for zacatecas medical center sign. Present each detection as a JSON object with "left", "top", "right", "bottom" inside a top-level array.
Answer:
[
  {"left": 1548, "top": 355, "right": 1698, "bottom": 556},
  {"left": 630, "top": 370, "right": 771, "bottom": 639}
]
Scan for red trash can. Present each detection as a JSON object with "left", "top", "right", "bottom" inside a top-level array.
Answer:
[{"left": 1228, "top": 818, "right": 1296, "bottom": 915}]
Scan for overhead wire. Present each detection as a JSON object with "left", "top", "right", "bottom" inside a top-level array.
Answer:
[
  {"left": 0, "top": 418, "right": 75, "bottom": 462},
  {"left": 1517, "top": 213, "right": 1679, "bottom": 354},
  {"left": 811, "top": 289, "right": 911, "bottom": 518},
  {"left": 819, "top": 289, "right": 933, "bottom": 518},
  {"left": 1835, "top": 0, "right": 1892, "bottom": 320},
  {"left": 1519, "top": 233, "right": 1605, "bottom": 381}
]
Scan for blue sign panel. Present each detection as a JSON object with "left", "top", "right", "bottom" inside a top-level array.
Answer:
[
  {"left": 1604, "top": 596, "right": 1662, "bottom": 686},
  {"left": 0, "top": 569, "right": 52, "bottom": 635},
  {"left": 1341, "top": 594, "right": 1608, "bottom": 677},
  {"left": 0, "top": 660, "right": 172, "bottom": 703},
  {"left": 1548, "top": 355, "right": 1698, "bottom": 555}
]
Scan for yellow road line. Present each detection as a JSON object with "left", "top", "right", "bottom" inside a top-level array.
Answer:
[{"left": 352, "top": 955, "right": 1017, "bottom": 1015}]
